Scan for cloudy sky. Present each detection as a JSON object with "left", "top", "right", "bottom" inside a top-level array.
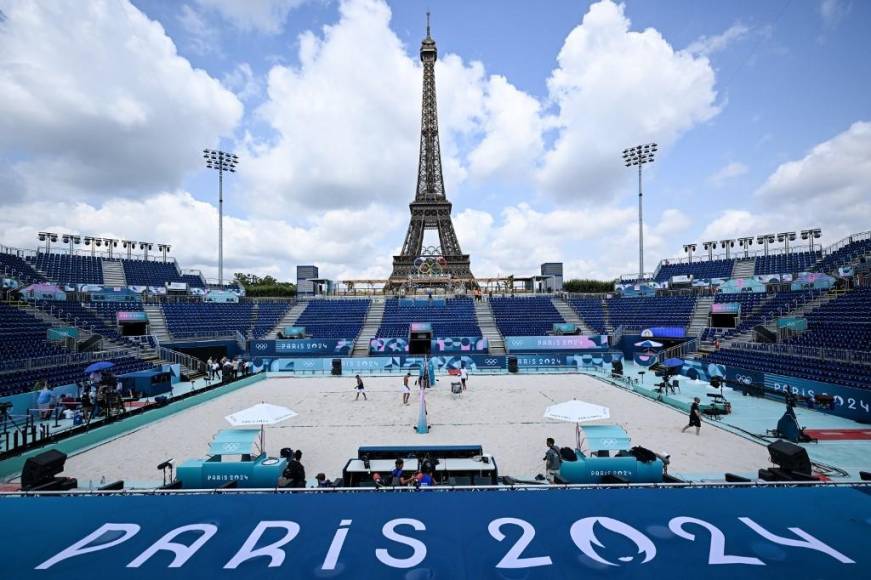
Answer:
[{"left": 1, "top": 0, "right": 869, "bottom": 283}]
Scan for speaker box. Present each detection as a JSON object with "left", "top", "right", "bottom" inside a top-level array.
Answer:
[
  {"left": 22, "top": 449, "right": 67, "bottom": 489},
  {"left": 507, "top": 356, "right": 518, "bottom": 373},
  {"left": 611, "top": 360, "right": 623, "bottom": 376},
  {"left": 768, "top": 439, "right": 812, "bottom": 474},
  {"left": 331, "top": 358, "right": 342, "bottom": 376}
]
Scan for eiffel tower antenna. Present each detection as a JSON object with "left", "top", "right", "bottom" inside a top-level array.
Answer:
[{"left": 388, "top": 14, "right": 474, "bottom": 291}]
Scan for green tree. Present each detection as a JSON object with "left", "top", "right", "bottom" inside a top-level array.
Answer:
[{"left": 563, "top": 279, "right": 615, "bottom": 294}]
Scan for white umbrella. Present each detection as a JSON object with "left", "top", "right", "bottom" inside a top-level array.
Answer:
[
  {"left": 544, "top": 400, "right": 610, "bottom": 449},
  {"left": 225, "top": 403, "right": 297, "bottom": 453}
]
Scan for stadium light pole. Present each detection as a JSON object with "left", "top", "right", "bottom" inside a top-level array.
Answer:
[
  {"left": 623, "top": 143, "right": 657, "bottom": 281},
  {"left": 801, "top": 228, "right": 821, "bottom": 253},
  {"left": 737, "top": 236, "right": 754, "bottom": 258},
  {"left": 703, "top": 241, "right": 716, "bottom": 261},
  {"left": 720, "top": 239, "right": 735, "bottom": 260},
  {"left": 203, "top": 148, "right": 239, "bottom": 287},
  {"left": 683, "top": 243, "right": 697, "bottom": 263},
  {"left": 757, "top": 234, "right": 776, "bottom": 256}
]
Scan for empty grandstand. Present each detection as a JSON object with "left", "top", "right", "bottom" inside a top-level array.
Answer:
[
  {"left": 376, "top": 297, "right": 481, "bottom": 338},
  {"left": 294, "top": 299, "right": 370, "bottom": 339},
  {"left": 490, "top": 296, "right": 565, "bottom": 336}
]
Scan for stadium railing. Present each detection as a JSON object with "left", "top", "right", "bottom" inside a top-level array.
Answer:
[
  {"left": 157, "top": 346, "right": 207, "bottom": 374},
  {"left": 0, "top": 349, "right": 134, "bottom": 373},
  {"left": 730, "top": 341, "right": 871, "bottom": 365}
]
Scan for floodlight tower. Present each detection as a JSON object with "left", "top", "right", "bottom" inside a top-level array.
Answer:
[
  {"left": 622, "top": 143, "right": 657, "bottom": 281},
  {"left": 720, "top": 239, "right": 735, "bottom": 260},
  {"left": 757, "top": 234, "right": 776, "bottom": 256},
  {"left": 737, "top": 236, "right": 754, "bottom": 258},
  {"left": 777, "top": 231, "right": 797, "bottom": 255},
  {"left": 683, "top": 243, "right": 697, "bottom": 263},
  {"left": 800, "top": 228, "right": 822, "bottom": 253},
  {"left": 203, "top": 148, "right": 239, "bottom": 287},
  {"left": 702, "top": 241, "right": 717, "bottom": 261}
]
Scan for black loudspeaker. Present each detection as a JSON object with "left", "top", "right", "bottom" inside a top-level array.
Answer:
[
  {"left": 22, "top": 449, "right": 67, "bottom": 489},
  {"left": 768, "top": 439, "right": 812, "bottom": 474},
  {"left": 507, "top": 356, "right": 518, "bottom": 373},
  {"left": 611, "top": 360, "right": 623, "bottom": 376},
  {"left": 331, "top": 359, "right": 342, "bottom": 376}
]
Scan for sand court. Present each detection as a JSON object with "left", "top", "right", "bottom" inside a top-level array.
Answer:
[{"left": 64, "top": 373, "right": 772, "bottom": 486}]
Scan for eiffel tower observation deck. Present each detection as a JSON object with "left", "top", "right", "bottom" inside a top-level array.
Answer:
[{"left": 388, "top": 14, "right": 475, "bottom": 291}]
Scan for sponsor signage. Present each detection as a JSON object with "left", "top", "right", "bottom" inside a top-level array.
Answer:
[
  {"left": 256, "top": 354, "right": 505, "bottom": 374},
  {"left": 718, "top": 278, "right": 766, "bottom": 294},
  {"left": 711, "top": 303, "right": 741, "bottom": 314},
  {"left": 505, "top": 335, "right": 608, "bottom": 352},
  {"left": 717, "top": 365, "right": 870, "bottom": 422},
  {"left": 5, "top": 487, "right": 868, "bottom": 579},
  {"left": 640, "top": 327, "right": 686, "bottom": 339},
  {"left": 248, "top": 339, "right": 354, "bottom": 357},
  {"left": 370, "top": 337, "right": 488, "bottom": 354},
  {"left": 116, "top": 311, "right": 148, "bottom": 323},
  {"left": 777, "top": 317, "right": 807, "bottom": 331},
  {"left": 47, "top": 327, "right": 79, "bottom": 341}
]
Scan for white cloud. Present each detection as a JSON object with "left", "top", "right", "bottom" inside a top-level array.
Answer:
[
  {"left": 223, "top": 63, "right": 263, "bottom": 101},
  {"left": 754, "top": 121, "right": 871, "bottom": 239},
  {"left": 178, "top": 3, "right": 221, "bottom": 56},
  {"left": 195, "top": 0, "right": 307, "bottom": 35},
  {"left": 0, "top": 0, "right": 243, "bottom": 200},
  {"left": 820, "top": 0, "right": 850, "bottom": 29},
  {"left": 708, "top": 161, "right": 748, "bottom": 186},
  {"left": 242, "top": 0, "right": 533, "bottom": 214},
  {"left": 0, "top": 192, "right": 404, "bottom": 281},
  {"left": 467, "top": 75, "right": 545, "bottom": 181},
  {"left": 686, "top": 23, "right": 751, "bottom": 56},
  {"left": 537, "top": 0, "right": 720, "bottom": 201}
]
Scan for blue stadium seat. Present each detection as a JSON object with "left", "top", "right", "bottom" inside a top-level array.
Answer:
[{"left": 376, "top": 297, "right": 481, "bottom": 338}]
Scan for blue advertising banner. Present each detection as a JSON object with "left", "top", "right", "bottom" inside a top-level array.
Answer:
[
  {"left": 370, "top": 337, "right": 488, "bottom": 354},
  {"left": 697, "top": 364, "right": 870, "bottom": 423},
  {"left": 505, "top": 335, "right": 608, "bottom": 352},
  {"left": 2, "top": 486, "right": 868, "bottom": 579},
  {"left": 777, "top": 317, "right": 807, "bottom": 331},
  {"left": 249, "top": 339, "right": 354, "bottom": 358},
  {"left": 515, "top": 352, "right": 623, "bottom": 369},
  {"left": 259, "top": 354, "right": 506, "bottom": 374},
  {"left": 764, "top": 373, "right": 871, "bottom": 423},
  {"left": 640, "top": 327, "right": 686, "bottom": 338}
]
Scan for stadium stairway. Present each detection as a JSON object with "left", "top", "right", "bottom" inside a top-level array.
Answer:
[
  {"left": 474, "top": 300, "right": 506, "bottom": 354},
  {"left": 687, "top": 296, "right": 714, "bottom": 338},
  {"left": 731, "top": 257, "right": 755, "bottom": 278},
  {"left": 603, "top": 300, "right": 613, "bottom": 334},
  {"left": 18, "top": 302, "right": 105, "bottom": 349},
  {"left": 265, "top": 301, "right": 308, "bottom": 339},
  {"left": 143, "top": 304, "right": 172, "bottom": 344},
  {"left": 101, "top": 260, "right": 127, "bottom": 286},
  {"left": 352, "top": 298, "right": 386, "bottom": 357},
  {"left": 551, "top": 296, "right": 594, "bottom": 334}
]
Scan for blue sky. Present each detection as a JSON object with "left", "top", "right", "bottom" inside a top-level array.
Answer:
[{"left": 0, "top": 0, "right": 868, "bottom": 283}]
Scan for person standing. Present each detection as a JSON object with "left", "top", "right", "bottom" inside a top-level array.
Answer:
[
  {"left": 682, "top": 397, "right": 703, "bottom": 435},
  {"left": 355, "top": 375, "right": 367, "bottom": 401},
  {"left": 283, "top": 450, "right": 306, "bottom": 488},
  {"left": 459, "top": 365, "right": 469, "bottom": 391},
  {"left": 544, "top": 437, "right": 562, "bottom": 483},
  {"left": 402, "top": 372, "right": 411, "bottom": 405}
]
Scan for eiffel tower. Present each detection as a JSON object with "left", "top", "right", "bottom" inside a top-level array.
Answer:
[{"left": 388, "top": 14, "right": 474, "bottom": 290}]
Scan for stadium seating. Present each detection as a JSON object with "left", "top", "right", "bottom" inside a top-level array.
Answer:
[
  {"left": 0, "top": 355, "right": 155, "bottom": 396},
  {"left": 815, "top": 237, "right": 871, "bottom": 274},
  {"left": 294, "top": 299, "right": 370, "bottom": 339},
  {"left": 655, "top": 259, "right": 734, "bottom": 282},
  {"left": 606, "top": 295, "right": 696, "bottom": 330},
  {"left": 567, "top": 298, "right": 607, "bottom": 334},
  {"left": 162, "top": 303, "right": 254, "bottom": 339},
  {"left": 0, "top": 252, "right": 46, "bottom": 285},
  {"left": 0, "top": 303, "right": 66, "bottom": 362},
  {"left": 705, "top": 348, "right": 870, "bottom": 391},
  {"left": 37, "top": 300, "right": 124, "bottom": 341},
  {"left": 783, "top": 287, "right": 871, "bottom": 351},
  {"left": 754, "top": 250, "right": 820, "bottom": 275},
  {"left": 376, "top": 297, "right": 481, "bottom": 338},
  {"left": 122, "top": 258, "right": 188, "bottom": 286},
  {"left": 490, "top": 297, "right": 564, "bottom": 336},
  {"left": 32, "top": 253, "right": 103, "bottom": 285},
  {"left": 252, "top": 301, "right": 296, "bottom": 338}
]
